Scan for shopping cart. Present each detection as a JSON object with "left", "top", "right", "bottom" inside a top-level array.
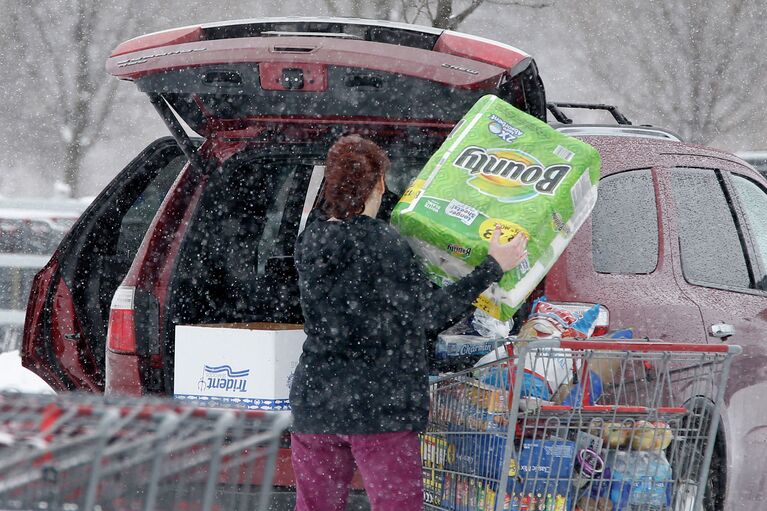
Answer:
[
  {"left": 422, "top": 339, "right": 740, "bottom": 511},
  {"left": 0, "top": 392, "right": 291, "bottom": 511}
]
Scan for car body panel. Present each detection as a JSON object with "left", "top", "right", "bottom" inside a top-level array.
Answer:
[
  {"left": 109, "top": 17, "right": 528, "bottom": 71},
  {"left": 543, "top": 166, "right": 706, "bottom": 342},
  {"left": 21, "top": 260, "right": 72, "bottom": 390},
  {"left": 104, "top": 350, "right": 142, "bottom": 395},
  {"left": 540, "top": 135, "right": 767, "bottom": 511},
  {"left": 549, "top": 138, "right": 707, "bottom": 341},
  {"left": 735, "top": 150, "right": 767, "bottom": 178},
  {"left": 107, "top": 36, "right": 507, "bottom": 88},
  {"left": 113, "top": 158, "right": 209, "bottom": 395},
  {"left": 23, "top": 138, "right": 186, "bottom": 392},
  {"left": 657, "top": 161, "right": 767, "bottom": 510},
  {"left": 106, "top": 18, "right": 545, "bottom": 138},
  {"left": 96, "top": 132, "right": 767, "bottom": 511}
]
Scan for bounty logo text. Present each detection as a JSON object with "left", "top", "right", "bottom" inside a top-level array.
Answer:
[
  {"left": 454, "top": 146, "right": 570, "bottom": 201},
  {"left": 199, "top": 364, "right": 249, "bottom": 393}
]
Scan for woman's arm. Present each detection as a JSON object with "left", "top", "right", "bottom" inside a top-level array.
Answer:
[
  {"left": 381, "top": 227, "right": 524, "bottom": 336},
  {"left": 409, "top": 255, "right": 503, "bottom": 336}
]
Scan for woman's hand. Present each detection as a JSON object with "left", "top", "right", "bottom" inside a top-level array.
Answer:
[{"left": 487, "top": 225, "right": 528, "bottom": 272}]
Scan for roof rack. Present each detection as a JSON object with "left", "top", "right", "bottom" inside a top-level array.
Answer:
[
  {"left": 554, "top": 125, "right": 682, "bottom": 142},
  {"left": 547, "top": 102, "right": 632, "bottom": 126}
]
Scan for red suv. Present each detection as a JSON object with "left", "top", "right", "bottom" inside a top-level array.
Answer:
[{"left": 22, "top": 18, "right": 767, "bottom": 511}]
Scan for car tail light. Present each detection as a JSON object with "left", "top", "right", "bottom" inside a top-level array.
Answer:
[
  {"left": 547, "top": 302, "right": 610, "bottom": 337},
  {"left": 107, "top": 286, "right": 137, "bottom": 354}
]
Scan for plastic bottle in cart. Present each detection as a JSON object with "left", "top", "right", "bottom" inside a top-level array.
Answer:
[{"left": 610, "top": 451, "right": 672, "bottom": 509}]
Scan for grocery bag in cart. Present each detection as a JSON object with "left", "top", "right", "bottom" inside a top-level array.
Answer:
[
  {"left": 422, "top": 339, "right": 741, "bottom": 511},
  {"left": 391, "top": 95, "right": 600, "bottom": 321}
]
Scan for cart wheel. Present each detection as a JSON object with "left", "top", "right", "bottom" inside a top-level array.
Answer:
[{"left": 670, "top": 398, "right": 726, "bottom": 511}]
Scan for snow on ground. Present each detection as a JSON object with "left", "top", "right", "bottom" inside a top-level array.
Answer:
[{"left": 0, "top": 350, "right": 55, "bottom": 394}]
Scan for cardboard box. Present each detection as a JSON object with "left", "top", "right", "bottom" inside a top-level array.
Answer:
[{"left": 173, "top": 323, "right": 306, "bottom": 410}]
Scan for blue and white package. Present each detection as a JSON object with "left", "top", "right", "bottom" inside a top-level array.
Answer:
[{"left": 435, "top": 334, "right": 504, "bottom": 360}]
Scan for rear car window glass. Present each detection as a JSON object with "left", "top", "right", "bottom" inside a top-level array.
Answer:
[
  {"left": 591, "top": 169, "right": 659, "bottom": 274},
  {"left": 731, "top": 175, "right": 767, "bottom": 274},
  {"left": 116, "top": 154, "right": 187, "bottom": 259},
  {"left": 670, "top": 168, "right": 751, "bottom": 289}
]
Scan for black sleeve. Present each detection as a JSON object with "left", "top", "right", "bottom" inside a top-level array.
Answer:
[
  {"left": 416, "top": 257, "right": 504, "bottom": 336},
  {"left": 380, "top": 228, "right": 504, "bottom": 336}
]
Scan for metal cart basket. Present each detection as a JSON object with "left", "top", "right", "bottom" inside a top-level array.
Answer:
[
  {"left": 422, "top": 339, "right": 740, "bottom": 511},
  {"left": 0, "top": 392, "right": 291, "bottom": 511}
]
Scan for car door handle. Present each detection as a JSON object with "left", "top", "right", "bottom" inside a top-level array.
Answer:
[
  {"left": 63, "top": 333, "right": 81, "bottom": 341},
  {"left": 710, "top": 323, "right": 735, "bottom": 339}
]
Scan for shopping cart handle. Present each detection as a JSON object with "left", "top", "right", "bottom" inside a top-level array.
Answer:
[{"left": 550, "top": 339, "right": 742, "bottom": 355}]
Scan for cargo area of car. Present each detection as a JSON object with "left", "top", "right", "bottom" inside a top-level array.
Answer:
[
  {"left": 166, "top": 153, "right": 311, "bottom": 326},
  {"left": 159, "top": 140, "right": 433, "bottom": 391}
]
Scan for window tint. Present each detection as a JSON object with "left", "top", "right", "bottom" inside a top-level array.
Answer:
[
  {"left": 116, "top": 154, "right": 187, "bottom": 259},
  {"left": 731, "top": 175, "right": 767, "bottom": 276},
  {"left": 670, "top": 169, "right": 751, "bottom": 289},
  {"left": 591, "top": 169, "right": 659, "bottom": 274},
  {"left": 42, "top": 139, "right": 188, "bottom": 378}
]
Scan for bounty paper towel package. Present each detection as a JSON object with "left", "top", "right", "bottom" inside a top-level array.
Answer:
[{"left": 390, "top": 95, "right": 600, "bottom": 321}]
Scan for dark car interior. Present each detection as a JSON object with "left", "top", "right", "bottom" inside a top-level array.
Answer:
[
  {"left": 163, "top": 140, "right": 437, "bottom": 387},
  {"left": 170, "top": 156, "right": 313, "bottom": 330}
]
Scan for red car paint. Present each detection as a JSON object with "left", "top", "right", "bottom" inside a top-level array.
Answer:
[
  {"left": 49, "top": 280, "right": 101, "bottom": 391},
  {"left": 22, "top": 261, "right": 68, "bottom": 390},
  {"left": 432, "top": 30, "right": 528, "bottom": 69},
  {"left": 110, "top": 25, "right": 204, "bottom": 57},
  {"left": 107, "top": 36, "right": 507, "bottom": 89}
]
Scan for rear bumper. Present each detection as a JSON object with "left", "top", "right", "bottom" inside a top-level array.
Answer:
[{"left": 105, "top": 349, "right": 143, "bottom": 395}]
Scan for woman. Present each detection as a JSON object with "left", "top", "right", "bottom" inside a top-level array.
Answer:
[{"left": 290, "top": 135, "right": 527, "bottom": 511}]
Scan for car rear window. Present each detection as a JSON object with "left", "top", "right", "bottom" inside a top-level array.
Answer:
[
  {"left": 670, "top": 168, "right": 752, "bottom": 289},
  {"left": 730, "top": 174, "right": 767, "bottom": 283},
  {"left": 115, "top": 154, "right": 187, "bottom": 260},
  {"left": 591, "top": 169, "right": 659, "bottom": 274}
]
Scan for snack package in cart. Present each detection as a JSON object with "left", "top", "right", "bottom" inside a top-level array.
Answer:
[{"left": 390, "top": 94, "right": 600, "bottom": 321}]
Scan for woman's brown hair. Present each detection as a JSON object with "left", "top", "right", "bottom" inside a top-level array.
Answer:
[{"left": 322, "top": 135, "right": 390, "bottom": 220}]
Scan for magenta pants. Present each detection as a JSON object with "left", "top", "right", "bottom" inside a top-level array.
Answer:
[{"left": 291, "top": 431, "right": 423, "bottom": 511}]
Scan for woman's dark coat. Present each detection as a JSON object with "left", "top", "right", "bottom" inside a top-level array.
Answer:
[{"left": 290, "top": 212, "right": 503, "bottom": 434}]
